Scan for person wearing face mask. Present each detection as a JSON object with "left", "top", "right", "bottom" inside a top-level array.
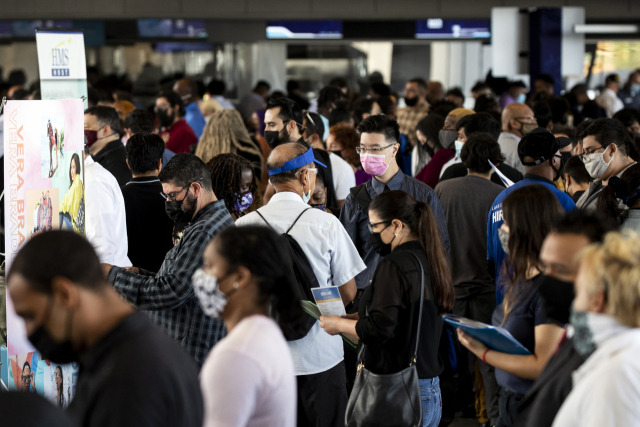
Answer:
[
  {"left": 435, "top": 134, "right": 508, "bottom": 426},
  {"left": 340, "top": 115, "right": 450, "bottom": 309},
  {"left": 155, "top": 90, "right": 198, "bottom": 154},
  {"left": 262, "top": 97, "right": 339, "bottom": 211},
  {"left": 236, "top": 143, "right": 365, "bottom": 427},
  {"left": 459, "top": 185, "right": 566, "bottom": 427},
  {"left": 194, "top": 226, "right": 305, "bottom": 427},
  {"left": 618, "top": 70, "right": 640, "bottom": 109},
  {"left": 513, "top": 210, "right": 617, "bottom": 427},
  {"left": 413, "top": 113, "right": 453, "bottom": 188},
  {"left": 439, "top": 113, "right": 524, "bottom": 187},
  {"left": 7, "top": 231, "right": 204, "bottom": 427},
  {"left": 417, "top": 107, "right": 474, "bottom": 187},
  {"left": 207, "top": 153, "right": 258, "bottom": 221},
  {"left": 84, "top": 105, "right": 132, "bottom": 187},
  {"left": 575, "top": 118, "right": 637, "bottom": 211},
  {"left": 498, "top": 103, "right": 539, "bottom": 174},
  {"left": 320, "top": 190, "right": 455, "bottom": 427},
  {"left": 552, "top": 231, "right": 640, "bottom": 427},
  {"left": 103, "top": 154, "right": 235, "bottom": 366},
  {"left": 499, "top": 81, "right": 528, "bottom": 109},
  {"left": 397, "top": 78, "right": 431, "bottom": 148},
  {"left": 487, "top": 129, "right": 576, "bottom": 304},
  {"left": 562, "top": 155, "right": 593, "bottom": 203},
  {"left": 309, "top": 173, "right": 333, "bottom": 214},
  {"left": 122, "top": 133, "right": 174, "bottom": 272}
]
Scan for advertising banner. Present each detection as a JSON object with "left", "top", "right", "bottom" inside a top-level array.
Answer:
[
  {"left": 36, "top": 29, "right": 88, "bottom": 107},
  {"left": 2, "top": 98, "right": 85, "bottom": 398}
]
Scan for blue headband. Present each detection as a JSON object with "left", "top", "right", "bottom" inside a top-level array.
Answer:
[{"left": 268, "top": 147, "right": 327, "bottom": 176}]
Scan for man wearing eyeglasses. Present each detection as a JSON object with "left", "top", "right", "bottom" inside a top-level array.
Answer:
[
  {"left": 340, "top": 114, "right": 450, "bottom": 304},
  {"left": 498, "top": 103, "right": 538, "bottom": 174},
  {"left": 103, "top": 153, "right": 235, "bottom": 367},
  {"left": 236, "top": 143, "right": 365, "bottom": 427},
  {"left": 575, "top": 118, "right": 637, "bottom": 211}
]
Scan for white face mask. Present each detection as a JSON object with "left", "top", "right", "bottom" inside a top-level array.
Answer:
[
  {"left": 582, "top": 145, "right": 613, "bottom": 180},
  {"left": 192, "top": 268, "right": 230, "bottom": 319},
  {"left": 454, "top": 140, "right": 464, "bottom": 157}
]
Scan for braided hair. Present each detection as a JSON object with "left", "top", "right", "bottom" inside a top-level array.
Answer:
[{"left": 207, "top": 153, "right": 256, "bottom": 214}]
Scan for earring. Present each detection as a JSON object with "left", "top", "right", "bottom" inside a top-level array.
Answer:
[
  {"left": 233, "top": 282, "right": 239, "bottom": 289},
  {"left": 394, "top": 233, "right": 398, "bottom": 237}
]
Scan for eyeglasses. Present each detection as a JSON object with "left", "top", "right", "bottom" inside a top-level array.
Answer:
[
  {"left": 356, "top": 143, "right": 396, "bottom": 154},
  {"left": 296, "top": 168, "right": 318, "bottom": 176},
  {"left": 368, "top": 220, "right": 389, "bottom": 233},
  {"left": 161, "top": 183, "right": 190, "bottom": 201},
  {"left": 578, "top": 144, "right": 606, "bottom": 161}
]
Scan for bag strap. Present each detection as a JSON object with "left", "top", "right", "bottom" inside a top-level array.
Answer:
[
  {"left": 356, "top": 252, "right": 426, "bottom": 370},
  {"left": 255, "top": 210, "right": 272, "bottom": 228},
  {"left": 286, "top": 208, "right": 311, "bottom": 234},
  {"left": 408, "top": 252, "right": 425, "bottom": 367},
  {"left": 256, "top": 207, "right": 311, "bottom": 235}
]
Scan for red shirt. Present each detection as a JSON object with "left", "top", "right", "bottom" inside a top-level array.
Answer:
[
  {"left": 415, "top": 148, "right": 455, "bottom": 189},
  {"left": 162, "top": 119, "right": 198, "bottom": 154}
]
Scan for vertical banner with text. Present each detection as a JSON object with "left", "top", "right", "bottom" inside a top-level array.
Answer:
[
  {"left": 36, "top": 29, "right": 88, "bottom": 108},
  {"left": 3, "top": 99, "right": 84, "bottom": 402}
]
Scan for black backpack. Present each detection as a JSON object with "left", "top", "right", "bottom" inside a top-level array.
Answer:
[{"left": 256, "top": 208, "right": 319, "bottom": 341}]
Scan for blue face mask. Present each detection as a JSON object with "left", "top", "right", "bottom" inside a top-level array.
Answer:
[
  {"left": 233, "top": 191, "right": 253, "bottom": 212},
  {"left": 516, "top": 93, "right": 527, "bottom": 104},
  {"left": 454, "top": 140, "right": 464, "bottom": 157}
]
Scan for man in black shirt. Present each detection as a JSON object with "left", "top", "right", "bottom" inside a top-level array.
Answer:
[
  {"left": 262, "top": 96, "right": 338, "bottom": 211},
  {"left": 84, "top": 106, "right": 132, "bottom": 187},
  {"left": 7, "top": 231, "right": 203, "bottom": 427},
  {"left": 122, "top": 133, "right": 174, "bottom": 272},
  {"left": 513, "top": 211, "right": 617, "bottom": 427}
]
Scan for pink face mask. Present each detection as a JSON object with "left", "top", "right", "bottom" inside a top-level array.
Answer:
[{"left": 361, "top": 153, "right": 390, "bottom": 176}]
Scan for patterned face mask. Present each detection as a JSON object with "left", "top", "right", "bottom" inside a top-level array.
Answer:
[
  {"left": 192, "top": 269, "right": 230, "bottom": 319},
  {"left": 233, "top": 191, "right": 253, "bottom": 212}
]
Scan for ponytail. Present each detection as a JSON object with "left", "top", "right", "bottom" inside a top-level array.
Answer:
[
  {"left": 370, "top": 191, "right": 454, "bottom": 314},
  {"left": 415, "top": 201, "right": 455, "bottom": 313}
]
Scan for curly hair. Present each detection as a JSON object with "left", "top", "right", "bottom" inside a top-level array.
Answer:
[
  {"left": 195, "top": 109, "right": 263, "bottom": 166},
  {"left": 330, "top": 124, "right": 361, "bottom": 169}
]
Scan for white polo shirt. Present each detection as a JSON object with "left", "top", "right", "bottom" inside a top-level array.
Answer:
[{"left": 236, "top": 191, "right": 366, "bottom": 375}]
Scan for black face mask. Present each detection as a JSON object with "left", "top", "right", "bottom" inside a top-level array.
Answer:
[
  {"left": 404, "top": 96, "right": 418, "bottom": 107},
  {"left": 264, "top": 124, "right": 290, "bottom": 148},
  {"left": 165, "top": 188, "right": 197, "bottom": 225},
  {"left": 28, "top": 302, "right": 77, "bottom": 364},
  {"left": 561, "top": 151, "right": 572, "bottom": 165},
  {"left": 369, "top": 225, "right": 396, "bottom": 257},
  {"left": 550, "top": 155, "right": 564, "bottom": 181},
  {"left": 157, "top": 108, "right": 174, "bottom": 128},
  {"left": 538, "top": 274, "right": 575, "bottom": 326}
]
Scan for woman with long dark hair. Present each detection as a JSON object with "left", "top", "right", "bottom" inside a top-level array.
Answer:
[
  {"left": 320, "top": 190, "right": 454, "bottom": 426},
  {"left": 193, "top": 226, "right": 307, "bottom": 427},
  {"left": 55, "top": 365, "right": 65, "bottom": 408},
  {"left": 59, "top": 152, "right": 84, "bottom": 232},
  {"left": 457, "top": 185, "right": 565, "bottom": 427}
]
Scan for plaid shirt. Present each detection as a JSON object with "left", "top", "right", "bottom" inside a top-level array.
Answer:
[
  {"left": 108, "top": 200, "right": 235, "bottom": 366},
  {"left": 396, "top": 101, "right": 430, "bottom": 147}
]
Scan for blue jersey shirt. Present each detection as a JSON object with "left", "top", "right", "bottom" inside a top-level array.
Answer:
[{"left": 487, "top": 174, "right": 576, "bottom": 304}]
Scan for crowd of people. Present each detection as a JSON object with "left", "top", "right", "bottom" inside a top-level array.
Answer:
[{"left": 2, "top": 66, "right": 640, "bottom": 427}]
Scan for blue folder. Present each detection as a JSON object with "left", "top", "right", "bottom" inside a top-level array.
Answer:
[{"left": 442, "top": 314, "right": 532, "bottom": 355}]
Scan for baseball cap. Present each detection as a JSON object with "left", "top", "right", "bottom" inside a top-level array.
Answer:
[{"left": 517, "top": 128, "right": 571, "bottom": 166}]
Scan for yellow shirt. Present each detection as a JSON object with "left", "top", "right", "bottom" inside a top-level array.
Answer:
[{"left": 60, "top": 174, "right": 84, "bottom": 231}]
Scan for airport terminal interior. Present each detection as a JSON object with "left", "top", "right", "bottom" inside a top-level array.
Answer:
[{"left": 1, "top": 1, "right": 640, "bottom": 426}]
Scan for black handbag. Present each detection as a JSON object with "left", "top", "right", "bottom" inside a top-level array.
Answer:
[{"left": 345, "top": 253, "right": 426, "bottom": 427}]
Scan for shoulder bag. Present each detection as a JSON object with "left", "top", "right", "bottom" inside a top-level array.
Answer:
[{"left": 345, "top": 253, "right": 425, "bottom": 427}]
